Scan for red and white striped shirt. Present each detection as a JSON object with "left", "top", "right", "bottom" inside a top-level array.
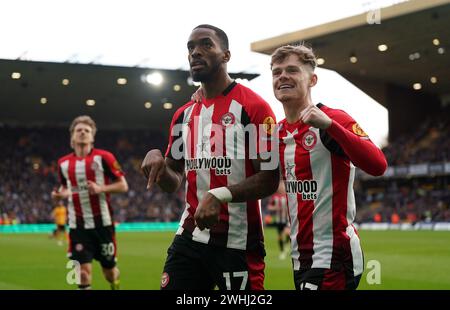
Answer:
[
  {"left": 166, "top": 82, "right": 276, "bottom": 250},
  {"left": 278, "top": 103, "right": 387, "bottom": 275},
  {"left": 57, "top": 148, "right": 124, "bottom": 229}
]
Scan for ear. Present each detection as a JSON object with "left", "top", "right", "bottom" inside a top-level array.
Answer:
[
  {"left": 223, "top": 50, "right": 231, "bottom": 63},
  {"left": 310, "top": 73, "right": 318, "bottom": 87}
]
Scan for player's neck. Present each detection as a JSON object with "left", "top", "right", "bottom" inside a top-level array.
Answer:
[
  {"left": 284, "top": 98, "right": 314, "bottom": 124},
  {"left": 74, "top": 144, "right": 93, "bottom": 158},
  {"left": 201, "top": 71, "right": 233, "bottom": 99}
]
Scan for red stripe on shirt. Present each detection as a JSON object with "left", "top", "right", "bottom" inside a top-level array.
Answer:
[{"left": 330, "top": 154, "right": 351, "bottom": 271}]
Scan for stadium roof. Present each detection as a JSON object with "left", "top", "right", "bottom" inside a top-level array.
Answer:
[
  {"left": 0, "top": 59, "right": 257, "bottom": 130},
  {"left": 251, "top": 0, "right": 450, "bottom": 105}
]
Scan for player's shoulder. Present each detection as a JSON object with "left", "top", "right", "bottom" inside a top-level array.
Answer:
[
  {"left": 172, "top": 101, "right": 197, "bottom": 123},
  {"left": 92, "top": 148, "right": 116, "bottom": 159},
  {"left": 58, "top": 153, "right": 74, "bottom": 164},
  {"left": 234, "top": 83, "right": 270, "bottom": 107},
  {"left": 318, "top": 103, "right": 354, "bottom": 122}
]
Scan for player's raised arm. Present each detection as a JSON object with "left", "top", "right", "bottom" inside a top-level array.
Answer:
[{"left": 228, "top": 158, "right": 279, "bottom": 202}]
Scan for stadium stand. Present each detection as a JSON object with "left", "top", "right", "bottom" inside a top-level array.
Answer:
[{"left": 355, "top": 113, "right": 449, "bottom": 224}]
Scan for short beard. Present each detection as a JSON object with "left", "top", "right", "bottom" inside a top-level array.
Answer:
[
  {"left": 191, "top": 71, "right": 209, "bottom": 82},
  {"left": 191, "top": 61, "right": 221, "bottom": 82}
]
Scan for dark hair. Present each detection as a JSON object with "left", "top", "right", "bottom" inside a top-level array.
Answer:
[{"left": 193, "top": 24, "right": 229, "bottom": 50}]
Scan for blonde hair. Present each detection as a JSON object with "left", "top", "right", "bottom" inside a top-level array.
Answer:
[
  {"left": 270, "top": 44, "right": 317, "bottom": 70},
  {"left": 69, "top": 115, "right": 97, "bottom": 147}
]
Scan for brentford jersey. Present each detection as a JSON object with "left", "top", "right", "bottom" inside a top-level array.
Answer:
[
  {"left": 278, "top": 103, "right": 387, "bottom": 275},
  {"left": 268, "top": 193, "right": 289, "bottom": 225},
  {"left": 165, "top": 82, "right": 276, "bottom": 250},
  {"left": 57, "top": 148, "right": 124, "bottom": 229}
]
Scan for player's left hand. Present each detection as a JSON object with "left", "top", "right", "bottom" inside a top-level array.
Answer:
[
  {"left": 194, "top": 192, "right": 221, "bottom": 230},
  {"left": 87, "top": 180, "right": 103, "bottom": 195},
  {"left": 300, "top": 105, "right": 332, "bottom": 129},
  {"left": 191, "top": 87, "right": 203, "bottom": 103}
]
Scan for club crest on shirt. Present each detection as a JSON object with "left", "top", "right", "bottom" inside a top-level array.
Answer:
[
  {"left": 352, "top": 123, "right": 368, "bottom": 137},
  {"left": 75, "top": 243, "right": 84, "bottom": 252},
  {"left": 302, "top": 131, "right": 317, "bottom": 151},
  {"left": 161, "top": 272, "right": 170, "bottom": 288},
  {"left": 221, "top": 112, "right": 235, "bottom": 127}
]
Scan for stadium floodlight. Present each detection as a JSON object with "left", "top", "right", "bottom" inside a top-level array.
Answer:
[
  {"left": 437, "top": 47, "right": 445, "bottom": 55},
  {"left": 317, "top": 58, "right": 325, "bottom": 65},
  {"left": 144, "top": 101, "right": 152, "bottom": 109},
  {"left": 430, "top": 77, "right": 437, "bottom": 84},
  {"left": 62, "top": 78, "right": 70, "bottom": 86},
  {"left": 117, "top": 78, "right": 127, "bottom": 85},
  {"left": 40, "top": 97, "right": 47, "bottom": 104},
  {"left": 86, "top": 99, "right": 96, "bottom": 106},
  {"left": 413, "top": 83, "right": 422, "bottom": 90},
  {"left": 350, "top": 56, "right": 358, "bottom": 63},
  {"left": 173, "top": 84, "right": 181, "bottom": 92},
  {"left": 11, "top": 72, "right": 21, "bottom": 79},
  {"left": 163, "top": 102, "right": 173, "bottom": 109},
  {"left": 146, "top": 72, "right": 163, "bottom": 86},
  {"left": 378, "top": 44, "right": 388, "bottom": 52},
  {"left": 433, "top": 38, "right": 440, "bottom": 46}
]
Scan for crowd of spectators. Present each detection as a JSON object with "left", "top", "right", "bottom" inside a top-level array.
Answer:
[
  {"left": 355, "top": 177, "right": 449, "bottom": 224},
  {"left": 382, "top": 116, "right": 449, "bottom": 165},
  {"left": 355, "top": 114, "right": 449, "bottom": 223}
]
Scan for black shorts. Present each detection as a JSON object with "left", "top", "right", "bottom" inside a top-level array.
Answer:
[
  {"left": 68, "top": 226, "right": 117, "bottom": 269},
  {"left": 57, "top": 225, "right": 66, "bottom": 232},
  {"left": 275, "top": 223, "right": 288, "bottom": 234},
  {"left": 293, "top": 268, "right": 361, "bottom": 290},
  {"left": 161, "top": 234, "right": 265, "bottom": 290}
]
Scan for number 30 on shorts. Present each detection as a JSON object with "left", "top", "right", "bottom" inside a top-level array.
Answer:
[{"left": 101, "top": 242, "right": 115, "bottom": 257}]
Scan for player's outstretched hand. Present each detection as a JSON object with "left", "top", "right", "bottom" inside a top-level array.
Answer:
[
  {"left": 194, "top": 193, "right": 221, "bottom": 230},
  {"left": 300, "top": 105, "right": 332, "bottom": 129},
  {"left": 141, "top": 149, "right": 166, "bottom": 190}
]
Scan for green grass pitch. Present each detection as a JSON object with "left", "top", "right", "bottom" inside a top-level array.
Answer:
[{"left": 1, "top": 229, "right": 449, "bottom": 289}]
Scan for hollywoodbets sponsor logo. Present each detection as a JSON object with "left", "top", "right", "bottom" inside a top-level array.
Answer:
[
  {"left": 185, "top": 156, "right": 232, "bottom": 175},
  {"left": 285, "top": 180, "right": 318, "bottom": 200}
]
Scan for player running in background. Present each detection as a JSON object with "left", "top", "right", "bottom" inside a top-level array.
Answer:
[
  {"left": 51, "top": 115, "right": 128, "bottom": 290},
  {"left": 271, "top": 45, "right": 387, "bottom": 290},
  {"left": 267, "top": 180, "right": 290, "bottom": 260},
  {"left": 141, "top": 24, "right": 279, "bottom": 290},
  {"left": 51, "top": 199, "right": 67, "bottom": 246}
]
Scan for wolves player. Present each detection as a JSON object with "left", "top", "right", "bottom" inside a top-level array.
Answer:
[
  {"left": 141, "top": 24, "right": 279, "bottom": 290},
  {"left": 271, "top": 45, "right": 387, "bottom": 290},
  {"left": 51, "top": 115, "right": 128, "bottom": 290}
]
